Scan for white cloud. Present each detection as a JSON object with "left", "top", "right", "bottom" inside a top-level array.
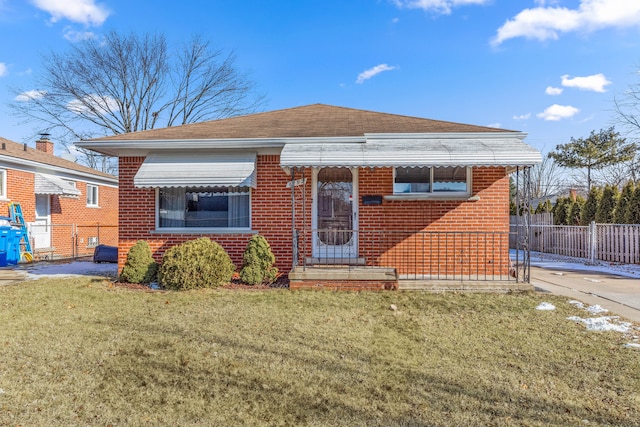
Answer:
[
  {"left": 537, "top": 104, "right": 580, "bottom": 121},
  {"left": 513, "top": 113, "right": 531, "bottom": 120},
  {"left": 63, "top": 26, "right": 96, "bottom": 41},
  {"left": 14, "top": 89, "right": 47, "bottom": 102},
  {"left": 545, "top": 86, "right": 563, "bottom": 95},
  {"left": 30, "top": 0, "right": 110, "bottom": 26},
  {"left": 561, "top": 73, "right": 611, "bottom": 92},
  {"left": 487, "top": 122, "right": 502, "bottom": 128},
  {"left": 391, "top": 0, "right": 489, "bottom": 15},
  {"left": 492, "top": 0, "right": 640, "bottom": 46},
  {"left": 356, "top": 64, "right": 397, "bottom": 84},
  {"left": 0, "top": 62, "right": 7, "bottom": 77},
  {"left": 67, "top": 94, "right": 118, "bottom": 115}
]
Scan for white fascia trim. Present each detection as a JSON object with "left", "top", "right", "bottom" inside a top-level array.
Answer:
[
  {"left": 76, "top": 136, "right": 366, "bottom": 156},
  {"left": 0, "top": 155, "right": 118, "bottom": 187},
  {"left": 365, "top": 132, "right": 528, "bottom": 140}
]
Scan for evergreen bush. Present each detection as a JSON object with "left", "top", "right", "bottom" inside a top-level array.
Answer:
[
  {"left": 553, "top": 197, "right": 568, "bottom": 225},
  {"left": 580, "top": 187, "right": 601, "bottom": 226},
  {"left": 119, "top": 240, "right": 158, "bottom": 284},
  {"left": 158, "top": 237, "right": 235, "bottom": 290},
  {"left": 595, "top": 185, "right": 618, "bottom": 224},
  {"left": 626, "top": 185, "right": 640, "bottom": 224},
  {"left": 615, "top": 181, "right": 635, "bottom": 224},
  {"left": 239, "top": 234, "right": 278, "bottom": 285},
  {"left": 568, "top": 196, "right": 585, "bottom": 226}
]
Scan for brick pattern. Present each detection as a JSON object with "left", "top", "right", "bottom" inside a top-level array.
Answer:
[
  {"left": 0, "top": 168, "right": 118, "bottom": 257},
  {"left": 117, "top": 156, "right": 511, "bottom": 282}
]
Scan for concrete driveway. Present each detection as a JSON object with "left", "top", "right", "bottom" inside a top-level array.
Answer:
[{"left": 531, "top": 266, "right": 640, "bottom": 323}]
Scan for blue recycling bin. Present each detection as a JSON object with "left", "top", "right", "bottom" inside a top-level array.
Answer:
[
  {"left": 0, "top": 226, "right": 10, "bottom": 267},
  {"left": 6, "top": 228, "right": 23, "bottom": 265}
]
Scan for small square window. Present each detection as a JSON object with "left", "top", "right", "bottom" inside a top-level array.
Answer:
[{"left": 86, "top": 184, "right": 99, "bottom": 206}]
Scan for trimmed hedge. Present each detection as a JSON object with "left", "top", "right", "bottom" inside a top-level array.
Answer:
[
  {"left": 158, "top": 238, "right": 235, "bottom": 290},
  {"left": 119, "top": 240, "right": 158, "bottom": 284}
]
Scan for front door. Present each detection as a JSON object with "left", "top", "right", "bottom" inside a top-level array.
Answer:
[
  {"left": 32, "top": 194, "right": 51, "bottom": 249},
  {"left": 312, "top": 167, "right": 358, "bottom": 259}
]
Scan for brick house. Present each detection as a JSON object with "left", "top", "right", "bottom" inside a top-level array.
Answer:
[
  {"left": 77, "top": 104, "right": 541, "bottom": 289},
  {"left": 0, "top": 136, "right": 118, "bottom": 260}
]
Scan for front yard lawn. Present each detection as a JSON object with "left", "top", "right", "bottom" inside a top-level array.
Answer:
[{"left": 1, "top": 277, "right": 639, "bottom": 426}]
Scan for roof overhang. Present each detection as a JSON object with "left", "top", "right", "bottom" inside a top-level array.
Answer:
[
  {"left": 34, "top": 173, "right": 82, "bottom": 196},
  {"left": 280, "top": 135, "right": 542, "bottom": 169},
  {"left": 133, "top": 152, "right": 257, "bottom": 188}
]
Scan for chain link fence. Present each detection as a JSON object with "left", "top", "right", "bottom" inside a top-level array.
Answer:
[{"left": 27, "top": 223, "right": 117, "bottom": 260}]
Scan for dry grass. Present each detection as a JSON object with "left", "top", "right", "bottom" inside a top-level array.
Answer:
[{"left": 0, "top": 277, "right": 639, "bottom": 426}]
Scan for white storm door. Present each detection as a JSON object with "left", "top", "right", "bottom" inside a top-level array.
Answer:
[
  {"left": 312, "top": 167, "right": 358, "bottom": 259},
  {"left": 32, "top": 194, "right": 51, "bottom": 249}
]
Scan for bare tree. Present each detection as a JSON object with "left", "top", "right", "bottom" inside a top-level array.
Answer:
[
  {"left": 526, "top": 155, "right": 566, "bottom": 199},
  {"left": 10, "top": 31, "right": 265, "bottom": 173}
]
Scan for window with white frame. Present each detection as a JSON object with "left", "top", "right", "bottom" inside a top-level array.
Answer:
[
  {"left": 86, "top": 184, "right": 99, "bottom": 206},
  {"left": 158, "top": 186, "right": 250, "bottom": 229},
  {"left": 0, "top": 169, "right": 6, "bottom": 198},
  {"left": 393, "top": 166, "right": 470, "bottom": 194}
]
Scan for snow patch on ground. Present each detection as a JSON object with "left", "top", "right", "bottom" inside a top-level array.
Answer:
[
  {"left": 567, "top": 316, "right": 632, "bottom": 333},
  {"left": 19, "top": 260, "right": 117, "bottom": 279},
  {"left": 511, "top": 250, "right": 640, "bottom": 279},
  {"left": 536, "top": 302, "right": 556, "bottom": 310}
]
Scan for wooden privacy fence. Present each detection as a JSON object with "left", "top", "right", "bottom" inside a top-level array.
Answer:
[{"left": 510, "top": 219, "right": 640, "bottom": 265}]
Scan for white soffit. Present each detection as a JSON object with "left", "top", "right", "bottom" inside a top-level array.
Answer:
[
  {"left": 280, "top": 138, "right": 542, "bottom": 168},
  {"left": 34, "top": 173, "right": 81, "bottom": 196},
  {"left": 134, "top": 152, "right": 257, "bottom": 188}
]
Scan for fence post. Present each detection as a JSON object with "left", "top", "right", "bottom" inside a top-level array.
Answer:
[{"left": 588, "top": 221, "right": 597, "bottom": 265}]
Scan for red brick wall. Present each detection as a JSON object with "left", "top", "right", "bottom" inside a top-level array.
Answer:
[
  {"left": 117, "top": 155, "right": 295, "bottom": 272},
  {"left": 0, "top": 168, "right": 118, "bottom": 257},
  {"left": 117, "top": 156, "right": 510, "bottom": 278}
]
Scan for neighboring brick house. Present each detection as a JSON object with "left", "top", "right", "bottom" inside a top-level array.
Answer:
[
  {"left": 77, "top": 104, "right": 541, "bottom": 289},
  {"left": 0, "top": 136, "right": 118, "bottom": 260}
]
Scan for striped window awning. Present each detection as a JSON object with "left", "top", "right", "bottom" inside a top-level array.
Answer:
[
  {"left": 133, "top": 152, "right": 257, "bottom": 188},
  {"left": 280, "top": 138, "right": 542, "bottom": 169},
  {"left": 34, "top": 173, "right": 81, "bottom": 197}
]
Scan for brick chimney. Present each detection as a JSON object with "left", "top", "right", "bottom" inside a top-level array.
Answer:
[
  {"left": 569, "top": 188, "right": 577, "bottom": 201},
  {"left": 36, "top": 134, "right": 54, "bottom": 155}
]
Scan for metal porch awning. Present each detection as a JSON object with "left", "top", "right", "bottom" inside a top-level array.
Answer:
[
  {"left": 134, "top": 152, "right": 257, "bottom": 188},
  {"left": 34, "top": 173, "right": 81, "bottom": 196},
  {"left": 280, "top": 138, "right": 542, "bottom": 169}
]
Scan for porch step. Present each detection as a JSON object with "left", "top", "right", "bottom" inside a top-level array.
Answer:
[
  {"left": 289, "top": 266, "right": 398, "bottom": 290},
  {"left": 398, "top": 280, "right": 534, "bottom": 293},
  {"left": 0, "top": 269, "right": 28, "bottom": 285}
]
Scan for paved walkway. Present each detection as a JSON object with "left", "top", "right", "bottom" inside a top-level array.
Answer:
[{"left": 531, "top": 266, "right": 640, "bottom": 323}]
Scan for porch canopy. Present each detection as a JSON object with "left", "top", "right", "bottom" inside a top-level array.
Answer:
[
  {"left": 280, "top": 136, "right": 542, "bottom": 169},
  {"left": 134, "top": 152, "right": 257, "bottom": 188},
  {"left": 34, "top": 173, "right": 81, "bottom": 196}
]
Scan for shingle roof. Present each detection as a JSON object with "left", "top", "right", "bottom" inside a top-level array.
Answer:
[
  {"left": 0, "top": 137, "right": 116, "bottom": 180},
  {"left": 89, "top": 104, "right": 514, "bottom": 142}
]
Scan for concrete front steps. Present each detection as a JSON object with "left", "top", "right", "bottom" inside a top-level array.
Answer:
[{"left": 289, "top": 266, "right": 533, "bottom": 292}]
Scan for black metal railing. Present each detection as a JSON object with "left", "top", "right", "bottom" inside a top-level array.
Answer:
[{"left": 296, "top": 229, "right": 516, "bottom": 282}]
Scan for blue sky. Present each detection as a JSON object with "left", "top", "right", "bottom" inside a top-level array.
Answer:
[{"left": 1, "top": 0, "right": 639, "bottom": 156}]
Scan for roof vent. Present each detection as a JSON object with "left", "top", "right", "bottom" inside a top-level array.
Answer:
[{"left": 23, "top": 143, "right": 28, "bottom": 151}]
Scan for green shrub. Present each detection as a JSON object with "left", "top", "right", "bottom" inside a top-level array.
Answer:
[
  {"left": 239, "top": 234, "right": 278, "bottom": 285},
  {"left": 158, "top": 238, "right": 235, "bottom": 290},
  {"left": 119, "top": 240, "right": 158, "bottom": 284}
]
